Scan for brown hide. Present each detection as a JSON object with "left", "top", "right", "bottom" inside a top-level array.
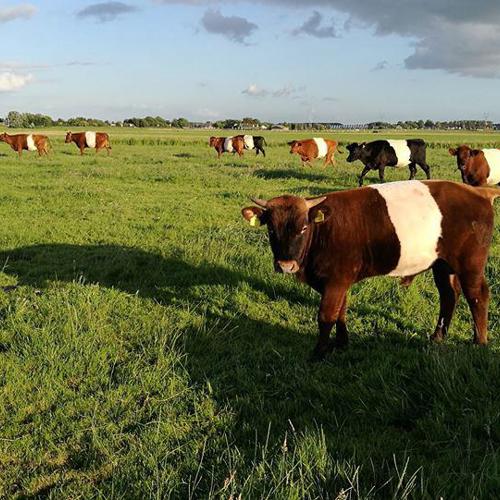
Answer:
[
  {"left": 288, "top": 138, "right": 339, "bottom": 167},
  {"left": 65, "top": 132, "right": 111, "bottom": 155},
  {"left": 449, "top": 145, "right": 490, "bottom": 186},
  {"left": 242, "top": 180, "right": 499, "bottom": 360},
  {"left": 0, "top": 133, "right": 49, "bottom": 158}
]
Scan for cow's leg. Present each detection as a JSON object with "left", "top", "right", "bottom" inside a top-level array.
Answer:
[
  {"left": 459, "top": 272, "right": 489, "bottom": 345},
  {"left": 431, "top": 261, "right": 461, "bottom": 342},
  {"left": 313, "top": 284, "right": 349, "bottom": 361},
  {"left": 358, "top": 165, "right": 371, "bottom": 186},
  {"left": 378, "top": 165, "right": 386, "bottom": 182},
  {"left": 335, "top": 294, "right": 349, "bottom": 348},
  {"left": 17, "top": 147, "right": 22, "bottom": 159},
  {"left": 409, "top": 162, "right": 417, "bottom": 180},
  {"left": 419, "top": 162, "right": 431, "bottom": 179},
  {"left": 80, "top": 147, "right": 84, "bottom": 156},
  {"left": 261, "top": 148, "right": 266, "bottom": 157}
]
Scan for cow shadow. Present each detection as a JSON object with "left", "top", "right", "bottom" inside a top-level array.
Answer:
[
  {"left": 1, "top": 243, "right": 498, "bottom": 496},
  {"left": 254, "top": 168, "right": 330, "bottom": 182},
  {"left": 173, "top": 153, "right": 195, "bottom": 159},
  {"left": 0, "top": 243, "right": 316, "bottom": 308}
]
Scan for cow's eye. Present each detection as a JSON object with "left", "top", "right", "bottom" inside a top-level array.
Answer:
[{"left": 300, "top": 225, "right": 308, "bottom": 234}]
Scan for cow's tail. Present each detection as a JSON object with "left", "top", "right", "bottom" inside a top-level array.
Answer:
[
  {"left": 46, "top": 137, "right": 53, "bottom": 153},
  {"left": 262, "top": 137, "right": 267, "bottom": 146},
  {"left": 476, "top": 186, "right": 500, "bottom": 205},
  {"left": 336, "top": 144, "right": 344, "bottom": 154}
]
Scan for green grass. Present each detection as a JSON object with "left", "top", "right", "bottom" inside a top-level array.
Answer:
[{"left": 0, "top": 128, "right": 500, "bottom": 498}]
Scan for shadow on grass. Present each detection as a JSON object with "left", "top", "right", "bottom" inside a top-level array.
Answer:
[
  {"left": 0, "top": 243, "right": 498, "bottom": 496},
  {"left": 0, "top": 243, "right": 315, "bottom": 307},
  {"left": 254, "top": 168, "right": 329, "bottom": 182}
]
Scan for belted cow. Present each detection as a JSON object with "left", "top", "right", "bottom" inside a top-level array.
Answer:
[
  {"left": 0, "top": 132, "right": 50, "bottom": 158},
  {"left": 346, "top": 139, "right": 431, "bottom": 186},
  {"left": 240, "top": 135, "right": 267, "bottom": 156},
  {"left": 288, "top": 138, "right": 340, "bottom": 167},
  {"left": 65, "top": 131, "right": 111, "bottom": 155},
  {"left": 449, "top": 145, "right": 500, "bottom": 186},
  {"left": 242, "top": 180, "right": 498, "bottom": 360},
  {"left": 209, "top": 136, "right": 245, "bottom": 158}
]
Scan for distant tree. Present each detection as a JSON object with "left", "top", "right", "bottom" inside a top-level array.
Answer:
[{"left": 171, "top": 117, "right": 189, "bottom": 128}]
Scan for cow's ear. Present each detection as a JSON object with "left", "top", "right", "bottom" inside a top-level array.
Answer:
[
  {"left": 242, "top": 206, "right": 266, "bottom": 227},
  {"left": 287, "top": 141, "right": 295, "bottom": 146},
  {"left": 308, "top": 205, "right": 331, "bottom": 225},
  {"left": 448, "top": 148, "right": 457, "bottom": 156}
]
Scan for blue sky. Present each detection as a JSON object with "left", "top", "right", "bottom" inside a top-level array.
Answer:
[{"left": 1, "top": 0, "right": 499, "bottom": 122}]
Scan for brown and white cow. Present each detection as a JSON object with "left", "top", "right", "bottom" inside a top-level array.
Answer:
[
  {"left": 65, "top": 131, "right": 111, "bottom": 155},
  {"left": 242, "top": 180, "right": 499, "bottom": 360},
  {"left": 449, "top": 145, "right": 500, "bottom": 186},
  {"left": 0, "top": 133, "right": 50, "bottom": 158},
  {"left": 288, "top": 138, "right": 341, "bottom": 167},
  {"left": 209, "top": 136, "right": 245, "bottom": 158}
]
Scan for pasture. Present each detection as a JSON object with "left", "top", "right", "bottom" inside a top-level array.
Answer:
[{"left": 0, "top": 127, "right": 499, "bottom": 498}]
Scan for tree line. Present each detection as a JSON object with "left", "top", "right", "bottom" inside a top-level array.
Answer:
[{"left": 0, "top": 111, "right": 497, "bottom": 130}]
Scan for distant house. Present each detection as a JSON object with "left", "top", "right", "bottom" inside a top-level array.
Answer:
[{"left": 494, "top": 123, "right": 500, "bottom": 130}]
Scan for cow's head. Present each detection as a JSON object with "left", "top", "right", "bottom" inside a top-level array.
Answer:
[
  {"left": 449, "top": 145, "right": 484, "bottom": 184},
  {"left": 346, "top": 142, "right": 365, "bottom": 162},
  {"left": 241, "top": 195, "right": 331, "bottom": 274},
  {"left": 209, "top": 136, "right": 219, "bottom": 147},
  {"left": 288, "top": 140, "right": 301, "bottom": 154},
  {"left": 0, "top": 133, "right": 7, "bottom": 142},
  {"left": 65, "top": 132, "right": 72, "bottom": 143}
]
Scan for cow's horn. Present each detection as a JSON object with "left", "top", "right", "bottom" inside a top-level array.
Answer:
[
  {"left": 251, "top": 197, "right": 268, "bottom": 208},
  {"left": 305, "top": 196, "right": 326, "bottom": 209}
]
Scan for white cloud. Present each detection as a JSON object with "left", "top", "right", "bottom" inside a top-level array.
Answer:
[
  {"left": 0, "top": 72, "right": 33, "bottom": 92},
  {"left": 155, "top": 0, "right": 500, "bottom": 78},
  {"left": 242, "top": 83, "right": 305, "bottom": 98},
  {"left": 0, "top": 4, "right": 36, "bottom": 23}
]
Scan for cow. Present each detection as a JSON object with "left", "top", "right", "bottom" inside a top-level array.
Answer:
[
  {"left": 65, "top": 131, "right": 111, "bottom": 155},
  {"left": 240, "top": 135, "right": 267, "bottom": 156},
  {"left": 242, "top": 180, "right": 499, "bottom": 361},
  {"left": 0, "top": 132, "right": 50, "bottom": 158},
  {"left": 288, "top": 138, "right": 341, "bottom": 167},
  {"left": 449, "top": 145, "right": 500, "bottom": 186},
  {"left": 209, "top": 136, "right": 245, "bottom": 158},
  {"left": 346, "top": 139, "right": 431, "bottom": 186}
]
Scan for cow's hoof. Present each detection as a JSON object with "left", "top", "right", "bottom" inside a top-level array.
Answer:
[
  {"left": 310, "top": 340, "right": 335, "bottom": 362},
  {"left": 430, "top": 333, "right": 444, "bottom": 343}
]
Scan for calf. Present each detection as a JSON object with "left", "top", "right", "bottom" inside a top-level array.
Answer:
[
  {"left": 209, "top": 136, "right": 245, "bottom": 158},
  {"left": 288, "top": 138, "right": 340, "bottom": 167},
  {"left": 449, "top": 145, "right": 500, "bottom": 186},
  {"left": 65, "top": 131, "right": 111, "bottom": 155},
  {"left": 241, "top": 135, "right": 267, "bottom": 156},
  {"left": 242, "top": 180, "right": 498, "bottom": 360},
  {"left": 0, "top": 133, "right": 50, "bottom": 158},
  {"left": 346, "top": 139, "right": 431, "bottom": 186}
]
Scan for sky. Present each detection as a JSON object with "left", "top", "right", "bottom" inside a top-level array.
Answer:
[{"left": 0, "top": 0, "right": 499, "bottom": 123}]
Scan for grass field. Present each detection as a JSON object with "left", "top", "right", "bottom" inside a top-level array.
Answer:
[{"left": 0, "top": 127, "right": 500, "bottom": 498}]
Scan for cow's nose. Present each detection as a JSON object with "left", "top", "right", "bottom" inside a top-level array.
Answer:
[{"left": 277, "top": 260, "right": 299, "bottom": 274}]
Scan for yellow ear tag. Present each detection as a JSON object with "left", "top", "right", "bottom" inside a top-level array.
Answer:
[
  {"left": 314, "top": 210, "right": 325, "bottom": 223},
  {"left": 249, "top": 215, "right": 260, "bottom": 227}
]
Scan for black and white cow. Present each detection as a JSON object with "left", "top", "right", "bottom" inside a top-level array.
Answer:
[
  {"left": 346, "top": 139, "right": 431, "bottom": 186},
  {"left": 243, "top": 135, "right": 267, "bottom": 156}
]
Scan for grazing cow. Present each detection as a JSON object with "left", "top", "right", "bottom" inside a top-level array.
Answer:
[
  {"left": 209, "top": 136, "right": 245, "bottom": 158},
  {"left": 346, "top": 139, "right": 431, "bottom": 186},
  {"left": 449, "top": 145, "right": 500, "bottom": 186},
  {"left": 288, "top": 138, "right": 341, "bottom": 167},
  {"left": 242, "top": 180, "right": 499, "bottom": 360},
  {"left": 65, "top": 131, "right": 111, "bottom": 155},
  {"left": 0, "top": 133, "right": 50, "bottom": 158},
  {"left": 241, "top": 135, "right": 267, "bottom": 156}
]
